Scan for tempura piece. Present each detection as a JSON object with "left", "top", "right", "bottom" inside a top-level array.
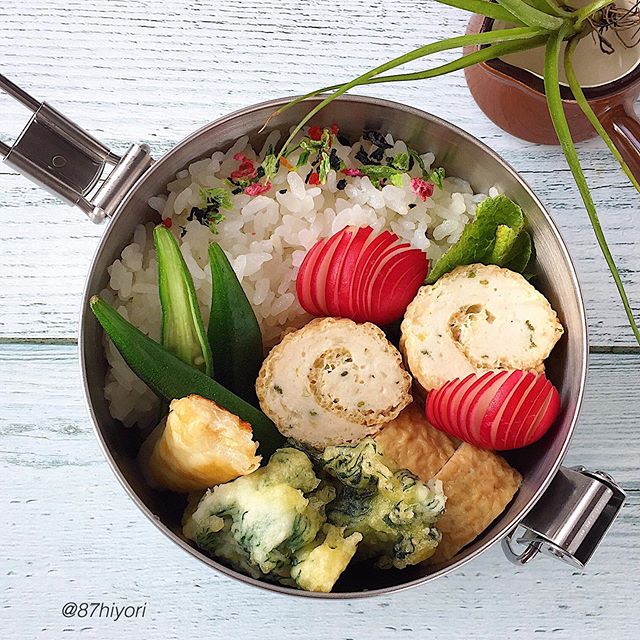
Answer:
[{"left": 140, "top": 395, "right": 261, "bottom": 493}]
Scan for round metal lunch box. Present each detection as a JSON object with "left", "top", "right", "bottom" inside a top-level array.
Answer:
[{"left": 0, "top": 73, "right": 626, "bottom": 597}]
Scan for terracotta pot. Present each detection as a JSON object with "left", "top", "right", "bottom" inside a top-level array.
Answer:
[{"left": 464, "top": 14, "right": 640, "bottom": 180}]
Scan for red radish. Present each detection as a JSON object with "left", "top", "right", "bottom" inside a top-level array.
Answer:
[
  {"left": 296, "top": 238, "right": 327, "bottom": 316},
  {"left": 426, "top": 370, "right": 561, "bottom": 450},
  {"left": 295, "top": 226, "right": 428, "bottom": 325},
  {"left": 354, "top": 235, "right": 405, "bottom": 320},
  {"left": 325, "top": 227, "right": 359, "bottom": 316},
  {"left": 358, "top": 242, "right": 410, "bottom": 320},
  {"left": 458, "top": 371, "right": 505, "bottom": 443},
  {"left": 308, "top": 229, "right": 345, "bottom": 314},
  {"left": 370, "top": 248, "right": 427, "bottom": 322},
  {"left": 467, "top": 371, "right": 509, "bottom": 445},
  {"left": 338, "top": 226, "right": 373, "bottom": 317},
  {"left": 486, "top": 371, "right": 538, "bottom": 449},
  {"left": 348, "top": 230, "right": 395, "bottom": 319}
]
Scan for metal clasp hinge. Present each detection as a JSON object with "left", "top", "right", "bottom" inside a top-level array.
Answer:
[
  {"left": 502, "top": 466, "right": 626, "bottom": 568},
  {"left": 0, "top": 73, "right": 153, "bottom": 223}
]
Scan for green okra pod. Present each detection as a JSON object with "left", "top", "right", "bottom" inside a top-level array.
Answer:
[
  {"left": 90, "top": 295, "right": 284, "bottom": 459},
  {"left": 154, "top": 225, "right": 213, "bottom": 376},
  {"left": 208, "top": 243, "right": 263, "bottom": 405}
]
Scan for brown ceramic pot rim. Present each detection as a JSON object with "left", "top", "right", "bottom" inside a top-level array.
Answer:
[{"left": 478, "top": 17, "right": 640, "bottom": 103}]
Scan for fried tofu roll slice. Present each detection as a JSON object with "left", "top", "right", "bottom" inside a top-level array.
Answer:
[
  {"left": 140, "top": 395, "right": 261, "bottom": 493},
  {"left": 401, "top": 264, "right": 564, "bottom": 391},
  {"left": 375, "top": 402, "right": 457, "bottom": 481},
  {"left": 428, "top": 443, "right": 522, "bottom": 563},
  {"left": 256, "top": 317, "right": 412, "bottom": 449}
]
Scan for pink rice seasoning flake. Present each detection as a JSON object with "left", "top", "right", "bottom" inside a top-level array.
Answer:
[
  {"left": 244, "top": 181, "right": 272, "bottom": 196},
  {"left": 411, "top": 177, "right": 435, "bottom": 201},
  {"left": 342, "top": 168, "right": 364, "bottom": 177},
  {"left": 231, "top": 153, "right": 257, "bottom": 181}
]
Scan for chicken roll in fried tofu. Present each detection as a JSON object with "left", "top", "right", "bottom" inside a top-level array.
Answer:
[
  {"left": 140, "top": 395, "right": 261, "bottom": 493},
  {"left": 401, "top": 263, "right": 564, "bottom": 391},
  {"left": 256, "top": 317, "right": 412, "bottom": 448}
]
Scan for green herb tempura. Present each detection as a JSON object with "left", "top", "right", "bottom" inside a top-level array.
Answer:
[{"left": 182, "top": 440, "right": 446, "bottom": 591}]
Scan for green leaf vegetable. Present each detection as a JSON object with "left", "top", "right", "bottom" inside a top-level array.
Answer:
[
  {"left": 270, "top": 0, "right": 640, "bottom": 344},
  {"left": 154, "top": 225, "right": 213, "bottom": 375},
  {"left": 190, "top": 187, "right": 233, "bottom": 231},
  {"left": 426, "top": 195, "right": 531, "bottom": 283},
  {"left": 208, "top": 243, "right": 263, "bottom": 405},
  {"left": 90, "top": 295, "right": 284, "bottom": 458}
]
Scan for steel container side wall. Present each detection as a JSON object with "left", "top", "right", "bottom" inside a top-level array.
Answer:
[{"left": 80, "top": 95, "right": 588, "bottom": 598}]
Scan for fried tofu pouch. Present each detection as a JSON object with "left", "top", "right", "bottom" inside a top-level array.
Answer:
[
  {"left": 376, "top": 404, "right": 521, "bottom": 563},
  {"left": 375, "top": 402, "right": 457, "bottom": 480},
  {"left": 429, "top": 444, "right": 522, "bottom": 563},
  {"left": 140, "top": 395, "right": 261, "bottom": 493}
]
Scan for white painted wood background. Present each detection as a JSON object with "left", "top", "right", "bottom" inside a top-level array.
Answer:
[{"left": 0, "top": 1, "right": 638, "bottom": 638}]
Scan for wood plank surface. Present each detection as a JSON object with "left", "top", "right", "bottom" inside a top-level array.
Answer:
[
  {"left": 1, "top": 345, "right": 639, "bottom": 638},
  {"left": 0, "top": 0, "right": 639, "bottom": 346}
]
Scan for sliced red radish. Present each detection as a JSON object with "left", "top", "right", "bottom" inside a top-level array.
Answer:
[
  {"left": 426, "top": 370, "right": 561, "bottom": 450},
  {"left": 338, "top": 226, "right": 373, "bottom": 318},
  {"left": 359, "top": 242, "right": 411, "bottom": 319},
  {"left": 515, "top": 379, "right": 560, "bottom": 448},
  {"left": 309, "top": 229, "right": 346, "bottom": 314},
  {"left": 296, "top": 238, "right": 327, "bottom": 316},
  {"left": 467, "top": 371, "right": 510, "bottom": 445},
  {"left": 324, "top": 227, "right": 359, "bottom": 316},
  {"left": 295, "top": 225, "right": 428, "bottom": 326},
  {"left": 479, "top": 370, "right": 527, "bottom": 446},
  {"left": 508, "top": 376, "right": 553, "bottom": 447},
  {"left": 370, "top": 249, "right": 428, "bottom": 323},
  {"left": 489, "top": 371, "right": 538, "bottom": 449},
  {"left": 459, "top": 371, "right": 506, "bottom": 443},
  {"left": 493, "top": 372, "right": 545, "bottom": 449},
  {"left": 445, "top": 373, "right": 477, "bottom": 437}
]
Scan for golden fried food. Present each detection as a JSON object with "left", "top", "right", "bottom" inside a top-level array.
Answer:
[
  {"left": 375, "top": 402, "right": 457, "bottom": 480},
  {"left": 141, "top": 395, "right": 261, "bottom": 493},
  {"left": 428, "top": 443, "right": 522, "bottom": 563}
]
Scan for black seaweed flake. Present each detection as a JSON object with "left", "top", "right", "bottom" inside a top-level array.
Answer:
[
  {"left": 337, "top": 134, "right": 351, "bottom": 146},
  {"left": 305, "top": 170, "right": 312, "bottom": 184},
  {"left": 336, "top": 178, "right": 347, "bottom": 190},
  {"left": 355, "top": 146, "right": 371, "bottom": 165},
  {"left": 363, "top": 130, "right": 393, "bottom": 149},
  {"left": 408, "top": 203, "right": 417, "bottom": 209},
  {"left": 187, "top": 207, "right": 210, "bottom": 226},
  {"left": 231, "top": 187, "right": 242, "bottom": 195},
  {"left": 369, "top": 146, "right": 385, "bottom": 163},
  {"left": 329, "top": 148, "right": 342, "bottom": 172},
  {"left": 279, "top": 189, "right": 287, "bottom": 194}
]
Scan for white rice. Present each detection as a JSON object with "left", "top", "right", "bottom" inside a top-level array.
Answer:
[{"left": 102, "top": 129, "right": 497, "bottom": 428}]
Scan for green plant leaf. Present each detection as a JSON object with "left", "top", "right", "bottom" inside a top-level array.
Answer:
[
  {"left": 434, "top": 0, "right": 523, "bottom": 22},
  {"left": 564, "top": 35, "right": 640, "bottom": 193},
  {"left": 525, "top": 0, "right": 572, "bottom": 17},
  {"left": 574, "top": 0, "right": 615, "bottom": 26},
  {"left": 361, "top": 36, "right": 547, "bottom": 86},
  {"left": 544, "top": 25, "right": 640, "bottom": 345},
  {"left": 273, "top": 26, "right": 546, "bottom": 153},
  {"left": 495, "top": 0, "right": 564, "bottom": 29}
]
